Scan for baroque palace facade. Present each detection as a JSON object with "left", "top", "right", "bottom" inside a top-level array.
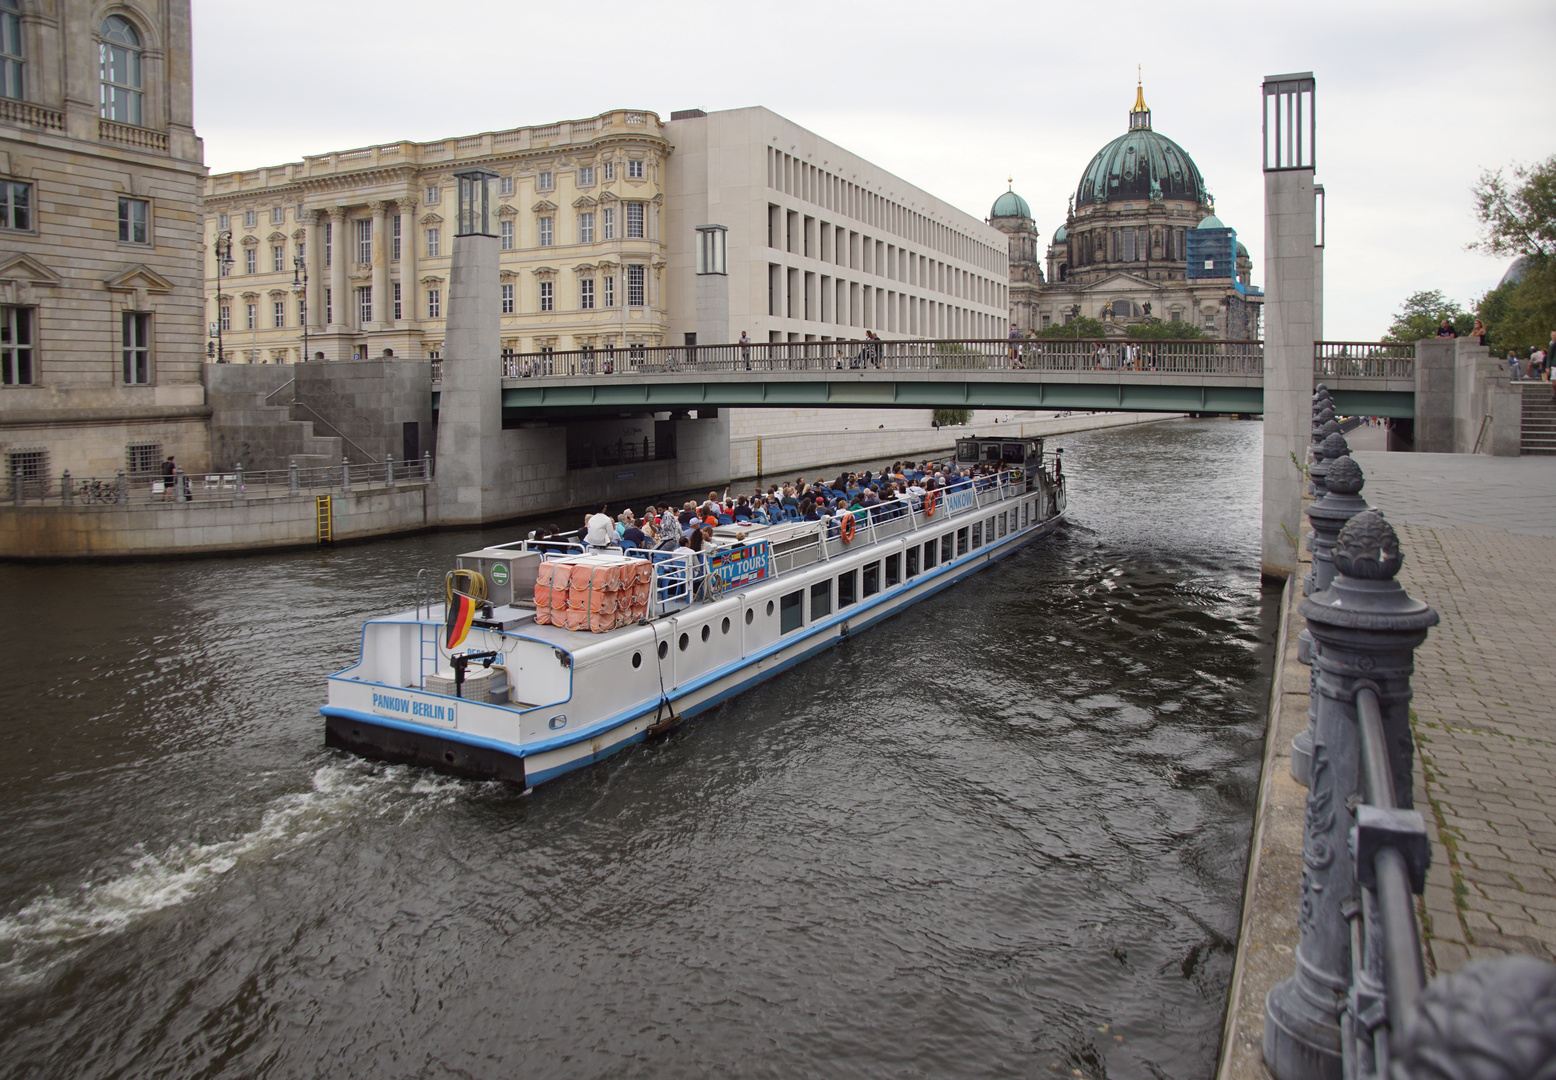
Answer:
[
  {"left": 202, "top": 109, "right": 671, "bottom": 365},
  {"left": 988, "top": 84, "right": 1261, "bottom": 340},
  {"left": 1, "top": 0, "right": 209, "bottom": 486}
]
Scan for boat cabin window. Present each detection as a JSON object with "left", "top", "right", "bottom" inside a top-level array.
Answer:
[
  {"left": 780, "top": 590, "right": 804, "bottom": 633},
  {"left": 745, "top": 608, "right": 754, "bottom": 625},
  {"left": 940, "top": 534, "right": 953, "bottom": 564},
  {"left": 971, "top": 521, "right": 982, "bottom": 549},
  {"left": 986, "top": 515, "right": 995, "bottom": 541},
  {"left": 999, "top": 512, "right": 1008, "bottom": 538},
  {"left": 885, "top": 553, "right": 901, "bottom": 586},
  {"left": 838, "top": 569, "right": 857, "bottom": 608},
  {"left": 863, "top": 562, "right": 880, "bottom": 598},
  {"left": 1023, "top": 502, "right": 1029, "bottom": 527},
  {"left": 810, "top": 580, "right": 831, "bottom": 620},
  {"left": 1003, "top": 442, "right": 1025, "bottom": 463},
  {"left": 906, "top": 546, "right": 920, "bottom": 578},
  {"left": 956, "top": 528, "right": 969, "bottom": 556},
  {"left": 983, "top": 444, "right": 1001, "bottom": 464},
  {"left": 922, "top": 540, "right": 936, "bottom": 570}
]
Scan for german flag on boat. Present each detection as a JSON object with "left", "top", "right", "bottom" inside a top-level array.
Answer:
[{"left": 445, "top": 591, "right": 479, "bottom": 649}]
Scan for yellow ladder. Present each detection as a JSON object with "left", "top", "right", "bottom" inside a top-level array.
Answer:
[{"left": 315, "top": 494, "right": 333, "bottom": 544}]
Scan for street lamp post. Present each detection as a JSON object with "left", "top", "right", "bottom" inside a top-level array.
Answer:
[
  {"left": 213, "top": 230, "right": 234, "bottom": 363},
  {"left": 292, "top": 255, "right": 309, "bottom": 363}
]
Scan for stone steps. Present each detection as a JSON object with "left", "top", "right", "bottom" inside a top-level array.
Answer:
[{"left": 1519, "top": 385, "right": 1556, "bottom": 455}]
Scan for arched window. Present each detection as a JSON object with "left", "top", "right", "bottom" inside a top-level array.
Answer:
[
  {"left": 0, "top": 0, "right": 22, "bottom": 100},
  {"left": 99, "top": 15, "right": 142, "bottom": 126}
]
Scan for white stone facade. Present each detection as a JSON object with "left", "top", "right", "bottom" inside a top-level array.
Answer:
[
  {"left": 202, "top": 110, "right": 672, "bottom": 366},
  {"left": 0, "top": 0, "right": 209, "bottom": 487}
]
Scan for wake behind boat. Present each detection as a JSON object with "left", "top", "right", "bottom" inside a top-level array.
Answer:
[{"left": 320, "top": 436, "right": 1067, "bottom": 788}]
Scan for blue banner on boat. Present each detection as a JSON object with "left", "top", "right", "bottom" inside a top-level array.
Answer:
[
  {"left": 707, "top": 542, "right": 771, "bottom": 589},
  {"left": 943, "top": 488, "right": 978, "bottom": 515}
]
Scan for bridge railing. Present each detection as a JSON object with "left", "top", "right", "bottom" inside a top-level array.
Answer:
[
  {"left": 1314, "top": 341, "right": 1415, "bottom": 379},
  {"left": 8, "top": 456, "right": 433, "bottom": 506}
]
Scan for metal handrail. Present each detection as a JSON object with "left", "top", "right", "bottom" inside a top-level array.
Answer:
[
  {"left": 263, "top": 378, "right": 296, "bottom": 405},
  {"left": 7, "top": 460, "right": 433, "bottom": 506},
  {"left": 290, "top": 400, "right": 379, "bottom": 464}
]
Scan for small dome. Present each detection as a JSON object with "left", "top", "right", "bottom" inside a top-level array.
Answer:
[
  {"left": 1052, "top": 224, "right": 1068, "bottom": 242},
  {"left": 1196, "top": 214, "right": 1225, "bottom": 229},
  {"left": 1236, "top": 241, "right": 1249, "bottom": 256},
  {"left": 990, "top": 189, "right": 1031, "bottom": 220}
]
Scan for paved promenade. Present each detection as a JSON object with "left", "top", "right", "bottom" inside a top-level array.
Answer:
[{"left": 1218, "top": 445, "right": 1556, "bottom": 1079}]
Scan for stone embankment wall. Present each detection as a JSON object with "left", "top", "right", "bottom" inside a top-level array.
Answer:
[
  {"left": 729, "top": 408, "right": 1187, "bottom": 477},
  {"left": 0, "top": 484, "right": 432, "bottom": 559}
]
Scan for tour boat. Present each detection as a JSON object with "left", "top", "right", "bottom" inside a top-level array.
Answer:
[{"left": 320, "top": 437, "right": 1068, "bottom": 789}]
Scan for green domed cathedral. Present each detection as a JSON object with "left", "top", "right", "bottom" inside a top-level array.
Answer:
[{"left": 988, "top": 82, "right": 1261, "bottom": 339}]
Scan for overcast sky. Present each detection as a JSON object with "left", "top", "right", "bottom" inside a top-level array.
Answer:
[{"left": 191, "top": 0, "right": 1554, "bottom": 341}]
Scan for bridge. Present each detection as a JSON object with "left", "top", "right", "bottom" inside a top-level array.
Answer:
[{"left": 430, "top": 339, "right": 1416, "bottom": 421}]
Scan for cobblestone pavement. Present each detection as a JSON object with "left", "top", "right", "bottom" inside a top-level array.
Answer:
[{"left": 1352, "top": 452, "right": 1556, "bottom": 974}]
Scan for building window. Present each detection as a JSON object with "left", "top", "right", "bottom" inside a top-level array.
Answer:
[
  {"left": 426, "top": 228, "right": 440, "bottom": 257},
  {"left": 99, "top": 16, "right": 142, "bottom": 125},
  {"left": 602, "top": 207, "right": 615, "bottom": 241},
  {"left": 323, "top": 289, "right": 331, "bottom": 325},
  {"left": 537, "top": 171, "right": 553, "bottom": 191},
  {"left": 391, "top": 215, "right": 401, "bottom": 261},
  {"left": 579, "top": 278, "right": 594, "bottom": 310},
  {"left": 0, "top": 0, "right": 22, "bottom": 101},
  {"left": 603, "top": 275, "right": 614, "bottom": 307},
  {"left": 217, "top": 212, "right": 229, "bottom": 231},
  {"left": 127, "top": 442, "right": 160, "bottom": 476},
  {"left": 118, "top": 197, "right": 149, "bottom": 244},
  {"left": 356, "top": 218, "right": 371, "bottom": 263},
  {"left": 538, "top": 216, "right": 553, "bottom": 247},
  {"left": 243, "top": 209, "right": 256, "bottom": 229},
  {"left": 500, "top": 220, "right": 514, "bottom": 250},
  {"left": 271, "top": 245, "right": 284, "bottom": 273},
  {"left": 499, "top": 176, "right": 514, "bottom": 196},
  {"left": 0, "top": 305, "right": 33, "bottom": 384},
  {"left": 357, "top": 286, "right": 372, "bottom": 324},
  {"left": 539, "top": 281, "right": 553, "bottom": 312},
  {"left": 578, "top": 166, "right": 594, "bottom": 187},
  {"left": 244, "top": 247, "right": 256, "bottom": 274},
  {"left": 1121, "top": 229, "right": 1136, "bottom": 262},
  {"left": 296, "top": 238, "right": 305, "bottom": 264},
  {"left": 579, "top": 212, "right": 594, "bottom": 244},
  {"left": 218, "top": 304, "right": 230, "bottom": 332},
  {"left": 603, "top": 161, "right": 615, "bottom": 181},
  {"left": 0, "top": 180, "right": 30, "bottom": 231},
  {"left": 501, "top": 283, "right": 514, "bottom": 314},
  {"left": 627, "top": 160, "right": 644, "bottom": 179},
  {"left": 245, "top": 302, "right": 257, "bottom": 330},
  {"left": 392, "top": 281, "right": 402, "bottom": 320},
  {"left": 425, "top": 185, "right": 439, "bottom": 204},
  {"left": 273, "top": 299, "right": 285, "bottom": 328},
  {"left": 7, "top": 448, "right": 45, "bottom": 496},
  {"left": 427, "top": 289, "right": 440, "bottom": 318},
  {"left": 121, "top": 312, "right": 150, "bottom": 383},
  {"left": 626, "top": 202, "right": 644, "bottom": 239},
  {"left": 627, "top": 265, "right": 644, "bottom": 307}
]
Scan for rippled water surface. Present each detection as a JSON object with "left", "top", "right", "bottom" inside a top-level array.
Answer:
[{"left": 0, "top": 418, "right": 1276, "bottom": 1079}]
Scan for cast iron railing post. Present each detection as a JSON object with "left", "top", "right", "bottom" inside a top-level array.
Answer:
[
  {"left": 1265, "top": 511, "right": 1438, "bottom": 1080},
  {"left": 61, "top": 469, "right": 71, "bottom": 505},
  {"left": 288, "top": 461, "right": 299, "bottom": 496},
  {"left": 341, "top": 455, "right": 351, "bottom": 492},
  {"left": 234, "top": 462, "right": 245, "bottom": 501},
  {"left": 386, "top": 451, "right": 396, "bottom": 488}
]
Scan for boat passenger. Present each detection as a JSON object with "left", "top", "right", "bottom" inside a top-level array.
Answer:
[
  {"left": 801, "top": 498, "right": 819, "bottom": 521},
  {"left": 584, "top": 504, "right": 618, "bottom": 550}
]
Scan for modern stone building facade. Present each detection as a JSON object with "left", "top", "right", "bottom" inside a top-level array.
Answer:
[
  {"left": 201, "top": 109, "right": 672, "bottom": 366},
  {"left": 989, "top": 84, "right": 1263, "bottom": 340},
  {"left": 0, "top": 0, "right": 209, "bottom": 490},
  {"left": 664, "top": 106, "right": 1009, "bottom": 345}
]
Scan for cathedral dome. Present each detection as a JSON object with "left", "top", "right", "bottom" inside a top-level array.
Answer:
[
  {"left": 1074, "top": 85, "right": 1208, "bottom": 210},
  {"left": 991, "top": 189, "right": 1031, "bottom": 220},
  {"left": 1197, "top": 214, "right": 1225, "bottom": 229},
  {"left": 1052, "top": 224, "right": 1067, "bottom": 242}
]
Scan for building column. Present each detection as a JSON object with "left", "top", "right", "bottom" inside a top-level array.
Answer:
[
  {"left": 327, "top": 206, "right": 348, "bottom": 338},
  {"left": 301, "top": 210, "right": 322, "bottom": 341},
  {"left": 370, "top": 201, "right": 391, "bottom": 332},
  {"left": 397, "top": 197, "right": 417, "bottom": 331}
]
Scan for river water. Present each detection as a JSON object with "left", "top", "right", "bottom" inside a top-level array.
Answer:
[{"left": 0, "top": 418, "right": 1276, "bottom": 1080}]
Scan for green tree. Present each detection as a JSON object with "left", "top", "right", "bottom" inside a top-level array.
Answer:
[
  {"left": 1475, "top": 261, "right": 1556, "bottom": 357},
  {"left": 1032, "top": 316, "right": 1107, "bottom": 339},
  {"left": 1383, "top": 289, "right": 1475, "bottom": 342},
  {"left": 1470, "top": 155, "right": 1555, "bottom": 259},
  {"left": 933, "top": 409, "right": 972, "bottom": 427},
  {"left": 1129, "top": 321, "right": 1205, "bottom": 340}
]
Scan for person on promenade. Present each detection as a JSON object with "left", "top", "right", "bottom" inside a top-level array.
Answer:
[
  {"left": 1508, "top": 351, "right": 1524, "bottom": 381},
  {"left": 1471, "top": 318, "right": 1487, "bottom": 345},
  {"left": 161, "top": 456, "right": 176, "bottom": 501},
  {"left": 1436, "top": 318, "right": 1459, "bottom": 338}
]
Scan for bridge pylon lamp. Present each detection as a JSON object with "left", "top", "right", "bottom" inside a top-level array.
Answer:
[
  {"left": 455, "top": 168, "right": 498, "bottom": 237},
  {"left": 694, "top": 224, "right": 730, "bottom": 346}
]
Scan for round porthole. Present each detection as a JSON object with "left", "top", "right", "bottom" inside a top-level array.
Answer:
[
  {"left": 766, "top": 600, "right": 775, "bottom": 617},
  {"left": 745, "top": 609, "right": 754, "bottom": 625},
  {"left": 701, "top": 625, "right": 711, "bottom": 642},
  {"left": 632, "top": 651, "right": 642, "bottom": 668},
  {"left": 658, "top": 640, "right": 669, "bottom": 659},
  {"left": 721, "top": 617, "right": 731, "bottom": 635},
  {"left": 679, "top": 632, "right": 690, "bottom": 651}
]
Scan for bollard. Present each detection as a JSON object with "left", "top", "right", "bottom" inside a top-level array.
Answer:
[
  {"left": 61, "top": 469, "right": 71, "bottom": 505},
  {"left": 288, "top": 461, "right": 299, "bottom": 496},
  {"left": 1309, "top": 431, "right": 1349, "bottom": 500},
  {"left": 341, "top": 455, "right": 351, "bottom": 492},
  {"left": 234, "top": 462, "right": 245, "bottom": 501},
  {"left": 1394, "top": 956, "right": 1556, "bottom": 1078},
  {"left": 1294, "top": 455, "right": 1373, "bottom": 784},
  {"left": 1264, "top": 511, "right": 1438, "bottom": 1080},
  {"left": 423, "top": 450, "right": 433, "bottom": 481},
  {"left": 1311, "top": 405, "right": 1335, "bottom": 449},
  {"left": 386, "top": 451, "right": 396, "bottom": 489}
]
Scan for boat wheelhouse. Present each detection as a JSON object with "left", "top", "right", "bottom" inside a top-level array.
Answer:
[{"left": 321, "top": 438, "right": 1067, "bottom": 788}]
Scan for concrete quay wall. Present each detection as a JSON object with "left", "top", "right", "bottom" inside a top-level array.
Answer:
[
  {"left": 730, "top": 411, "right": 1187, "bottom": 478},
  {"left": 0, "top": 484, "right": 432, "bottom": 559}
]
